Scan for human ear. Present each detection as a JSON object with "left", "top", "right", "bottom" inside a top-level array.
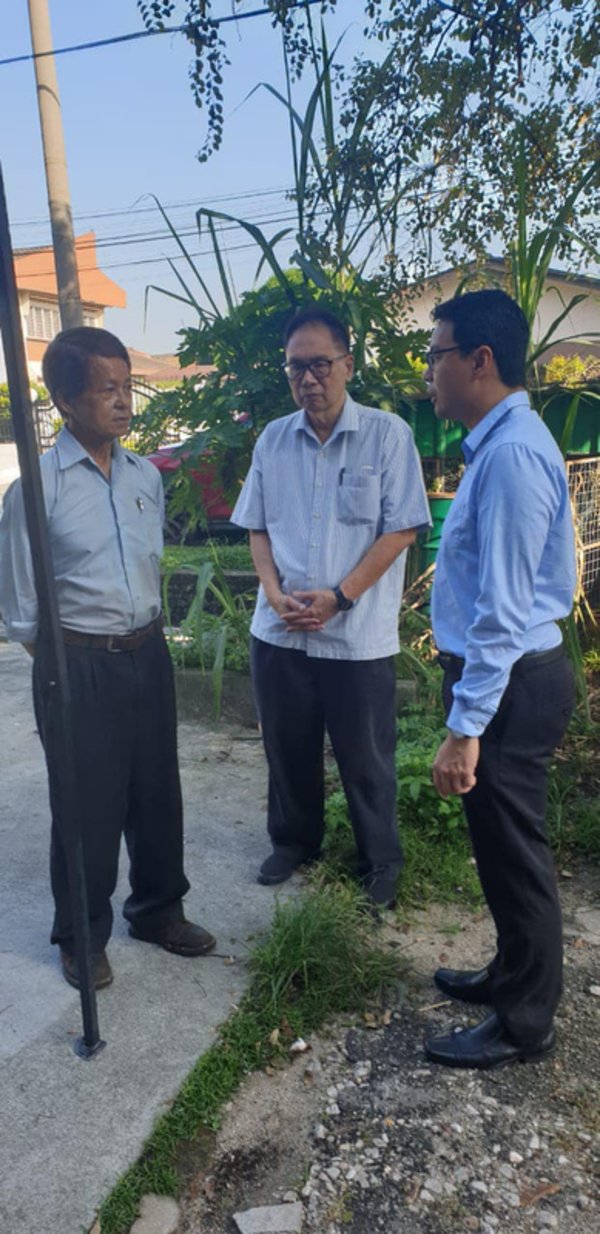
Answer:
[{"left": 472, "top": 345, "right": 494, "bottom": 376}]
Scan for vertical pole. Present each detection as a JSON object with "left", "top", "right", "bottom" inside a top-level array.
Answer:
[
  {"left": 27, "top": 0, "right": 83, "bottom": 330},
  {"left": 0, "top": 165, "right": 104, "bottom": 1059}
]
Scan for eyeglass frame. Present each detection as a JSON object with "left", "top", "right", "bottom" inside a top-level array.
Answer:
[
  {"left": 424, "top": 345, "right": 465, "bottom": 367},
  {"left": 282, "top": 353, "right": 350, "bottom": 382}
]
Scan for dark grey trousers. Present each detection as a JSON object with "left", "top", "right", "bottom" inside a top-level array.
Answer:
[
  {"left": 33, "top": 631, "right": 190, "bottom": 954},
  {"left": 442, "top": 645, "right": 575, "bottom": 1046},
  {"left": 250, "top": 636, "right": 402, "bottom": 880}
]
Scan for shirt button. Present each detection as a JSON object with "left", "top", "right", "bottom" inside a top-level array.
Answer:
[{"left": 313, "top": 513, "right": 321, "bottom": 519}]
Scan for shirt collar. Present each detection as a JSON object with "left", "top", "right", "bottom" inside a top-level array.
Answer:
[
  {"left": 55, "top": 425, "right": 127, "bottom": 472},
  {"left": 462, "top": 390, "right": 532, "bottom": 462},
  {"left": 292, "top": 392, "right": 359, "bottom": 440}
]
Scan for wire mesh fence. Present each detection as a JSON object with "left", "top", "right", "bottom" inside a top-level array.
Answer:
[{"left": 567, "top": 456, "right": 600, "bottom": 608}]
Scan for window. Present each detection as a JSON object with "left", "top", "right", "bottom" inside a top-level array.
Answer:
[
  {"left": 26, "top": 302, "right": 99, "bottom": 339},
  {"left": 27, "top": 301, "right": 60, "bottom": 341}
]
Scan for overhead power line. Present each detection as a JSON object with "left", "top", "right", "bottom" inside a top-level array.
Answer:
[
  {"left": 0, "top": 2, "right": 321, "bottom": 69},
  {"left": 10, "top": 185, "right": 292, "bottom": 229}
]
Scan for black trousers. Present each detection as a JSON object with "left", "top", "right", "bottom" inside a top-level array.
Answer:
[
  {"left": 442, "top": 646, "right": 575, "bottom": 1046},
  {"left": 33, "top": 630, "right": 190, "bottom": 953},
  {"left": 251, "top": 636, "right": 403, "bottom": 880}
]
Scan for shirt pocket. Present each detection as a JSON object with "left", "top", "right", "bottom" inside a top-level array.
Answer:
[
  {"left": 337, "top": 471, "right": 381, "bottom": 526},
  {"left": 136, "top": 494, "right": 163, "bottom": 557}
]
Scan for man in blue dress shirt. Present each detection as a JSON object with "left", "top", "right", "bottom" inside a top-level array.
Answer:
[
  {"left": 424, "top": 289, "right": 576, "bottom": 1070},
  {"left": 0, "top": 328, "right": 215, "bottom": 989},
  {"left": 232, "top": 306, "right": 431, "bottom": 910}
]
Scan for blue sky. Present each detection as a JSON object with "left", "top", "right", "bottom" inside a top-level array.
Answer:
[{"left": 0, "top": 0, "right": 372, "bottom": 354}]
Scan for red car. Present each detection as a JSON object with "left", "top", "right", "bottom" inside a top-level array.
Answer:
[{"left": 146, "top": 445, "right": 235, "bottom": 540}]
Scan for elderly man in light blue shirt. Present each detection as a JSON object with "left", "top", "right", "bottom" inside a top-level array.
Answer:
[
  {"left": 232, "top": 306, "right": 430, "bottom": 909},
  {"left": 0, "top": 327, "right": 215, "bottom": 990},
  {"left": 423, "top": 290, "right": 576, "bottom": 1072}
]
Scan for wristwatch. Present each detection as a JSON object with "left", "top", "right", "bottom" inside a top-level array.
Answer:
[
  {"left": 333, "top": 585, "right": 354, "bottom": 612},
  {"left": 448, "top": 728, "right": 468, "bottom": 740}
]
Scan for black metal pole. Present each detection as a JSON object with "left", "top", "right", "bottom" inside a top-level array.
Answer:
[{"left": 0, "top": 164, "right": 105, "bottom": 1059}]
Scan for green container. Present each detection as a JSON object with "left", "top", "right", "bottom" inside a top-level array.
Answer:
[
  {"left": 396, "top": 396, "right": 465, "bottom": 457},
  {"left": 542, "top": 388, "right": 600, "bottom": 455},
  {"left": 423, "top": 494, "right": 454, "bottom": 570}
]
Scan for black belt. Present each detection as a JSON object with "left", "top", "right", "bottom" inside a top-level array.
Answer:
[
  {"left": 60, "top": 615, "right": 164, "bottom": 653},
  {"left": 437, "top": 643, "right": 565, "bottom": 675}
]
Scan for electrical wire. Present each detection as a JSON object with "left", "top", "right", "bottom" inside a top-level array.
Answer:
[{"left": 0, "top": 2, "right": 322, "bottom": 69}]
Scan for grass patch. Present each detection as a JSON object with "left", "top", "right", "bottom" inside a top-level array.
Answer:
[
  {"left": 321, "top": 705, "right": 484, "bottom": 910},
  {"left": 161, "top": 542, "right": 254, "bottom": 574},
  {"left": 97, "top": 884, "right": 400, "bottom": 1234}
]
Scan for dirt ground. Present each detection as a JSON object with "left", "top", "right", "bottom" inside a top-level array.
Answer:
[{"left": 172, "top": 866, "right": 600, "bottom": 1234}]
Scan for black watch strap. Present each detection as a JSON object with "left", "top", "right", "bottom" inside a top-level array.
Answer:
[{"left": 333, "top": 585, "right": 354, "bottom": 612}]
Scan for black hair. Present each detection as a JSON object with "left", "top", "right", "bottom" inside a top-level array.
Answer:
[
  {"left": 283, "top": 305, "right": 350, "bottom": 353},
  {"left": 432, "top": 289, "right": 529, "bottom": 387},
  {"left": 42, "top": 326, "right": 131, "bottom": 405}
]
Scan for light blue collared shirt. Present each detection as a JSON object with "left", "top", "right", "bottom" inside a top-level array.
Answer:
[
  {"left": 0, "top": 427, "right": 164, "bottom": 642},
  {"left": 231, "top": 394, "right": 431, "bottom": 660},
  {"left": 431, "top": 392, "right": 576, "bottom": 736}
]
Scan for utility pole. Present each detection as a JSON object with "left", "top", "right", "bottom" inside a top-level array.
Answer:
[{"left": 27, "top": 0, "right": 83, "bottom": 330}]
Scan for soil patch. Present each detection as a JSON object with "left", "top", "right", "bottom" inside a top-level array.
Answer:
[{"left": 172, "top": 866, "right": 600, "bottom": 1234}]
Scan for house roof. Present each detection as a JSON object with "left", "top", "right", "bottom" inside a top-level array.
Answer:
[
  {"left": 14, "top": 233, "right": 126, "bottom": 309},
  {"left": 422, "top": 256, "right": 600, "bottom": 291},
  {"left": 128, "top": 348, "right": 213, "bottom": 384}
]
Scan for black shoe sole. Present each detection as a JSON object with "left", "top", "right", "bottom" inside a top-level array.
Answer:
[
  {"left": 425, "top": 1043, "right": 556, "bottom": 1070},
  {"left": 257, "top": 868, "right": 296, "bottom": 886},
  {"left": 257, "top": 852, "right": 322, "bottom": 886},
  {"left": 127, "top": 926, "right": 217, "bottom": 957}
]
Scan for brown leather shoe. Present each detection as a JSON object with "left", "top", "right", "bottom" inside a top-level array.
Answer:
[
  {"left": 60, "top": 949, "right": 113, "bottom": 990},
  {"left": 128, "top": 918, "right": 217, "bottom": 956}
]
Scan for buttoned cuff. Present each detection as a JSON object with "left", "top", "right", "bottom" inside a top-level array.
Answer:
[
  {"left": 2, "top": 617, "right": 39, "bottom": 643},
  {"left": 446, "top": 699, "right": 493, "bottom": 738}
]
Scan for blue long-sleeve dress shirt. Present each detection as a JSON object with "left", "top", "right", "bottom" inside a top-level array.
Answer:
[
  {"left": 0, "top": 427, "right": 164, "bottom": 642},
  {"left": 232, "top": 394, "right": 431, "bottom": 660},
  {"left": 431, "top": 393, "right": 576, "bottom": 736}
]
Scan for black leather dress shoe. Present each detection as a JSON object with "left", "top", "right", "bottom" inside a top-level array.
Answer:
[
  {"left": 257, "top": 850, "right": 321, "bottom": 886},
  {"left": 434, "top": 965, "right": 493, "bottom": 1005},
  {"left": 128, "top": 919, "right": 216, "bottom": 956},
  {"left": 425, "top": 1012, "right": 555, "bottom": 1071}
]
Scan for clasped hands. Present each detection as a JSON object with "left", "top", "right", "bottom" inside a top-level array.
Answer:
[{"left": 271, "top": 588, "right": 338, "bottom": 631}]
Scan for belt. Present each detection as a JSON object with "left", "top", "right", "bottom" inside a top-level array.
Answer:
[
  {"left": 437, "top": 643, "right": 565, "bottom": 674},
  {"left": 60, "top": 615, "right": 164, "bottom": 653}
]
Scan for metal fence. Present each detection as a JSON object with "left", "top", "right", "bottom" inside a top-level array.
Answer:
[{"left": 567, "top": 456, "right": 600, "bottom": 608}]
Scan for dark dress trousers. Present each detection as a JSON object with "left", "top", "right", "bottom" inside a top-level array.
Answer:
[{"left": 442, "top": 645, "right": 574, "bottom": 1046}]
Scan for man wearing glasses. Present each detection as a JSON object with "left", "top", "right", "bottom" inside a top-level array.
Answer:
[
  {"left": 232, "top": 306, "right": 430, "bottom": 909},
  {"left": 424, "top": 289, "right": 576, "bottom": 1070}
]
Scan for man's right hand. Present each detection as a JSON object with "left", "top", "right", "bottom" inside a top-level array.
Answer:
[{"left": 268, "top": 591, "right": 324, "bottom": 631}]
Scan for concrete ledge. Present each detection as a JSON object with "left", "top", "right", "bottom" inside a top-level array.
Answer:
[
  {"left": 175, "top": 669, "right": 417, "bottom": 729},
  {"left": 175, "top": 668, "right": 258, "bottom": 727}
]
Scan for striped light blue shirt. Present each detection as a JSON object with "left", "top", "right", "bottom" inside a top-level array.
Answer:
[
  {"left": 432, "top": 393, "right": 576, "bottom": 736},
  {"left": 0, "top": 427, "right": 164, "bottom": 642},
  {"left": 231, "top": 394, "right": 431, "bottom": 660}
]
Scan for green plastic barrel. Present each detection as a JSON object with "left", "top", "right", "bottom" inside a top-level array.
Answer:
[{"left": 423, "top": 494, "right": 454, "bottom": 570}]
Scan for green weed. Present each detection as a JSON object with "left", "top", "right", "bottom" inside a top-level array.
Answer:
[{"left": 97, "top": 885, "right": 399, "bottom": 1234}]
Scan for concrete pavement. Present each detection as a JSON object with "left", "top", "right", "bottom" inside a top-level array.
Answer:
[{"left": 0, "top": 638, "right": 289, "bottom": 1234}]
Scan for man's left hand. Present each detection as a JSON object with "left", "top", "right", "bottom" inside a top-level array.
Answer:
[
  {"left": 432, "top": 734, "right": 480, "bottom": 797},
  {"left": 284, "top": 589, "right": 339, "bottom": 629}
]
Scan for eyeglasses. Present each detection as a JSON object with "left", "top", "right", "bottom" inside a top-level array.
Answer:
[
  {"left": 424, "top": 346, "right": 464, "bottom": 368},
  {"left": 282, "top": 354, "right": 349, "bottom": 382}
]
